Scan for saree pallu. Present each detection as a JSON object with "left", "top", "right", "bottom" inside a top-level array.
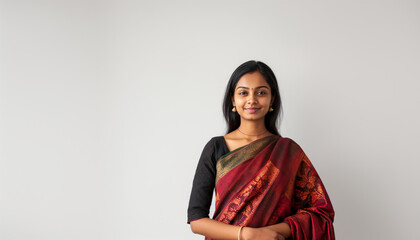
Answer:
[{"left": 208, "top": 135, "right": 335, "bottom": 240}]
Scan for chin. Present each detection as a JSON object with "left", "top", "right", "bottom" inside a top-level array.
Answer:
[{"left": 241, "top": 115, "right": 265, "bottom": 121}]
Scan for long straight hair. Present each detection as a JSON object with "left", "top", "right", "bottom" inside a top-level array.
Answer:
[{"left": 222, "top": 60, "right": 283, "bottom": 136}]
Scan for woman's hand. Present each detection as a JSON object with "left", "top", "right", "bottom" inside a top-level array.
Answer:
[{"left": 242, "top": 227, "right": 285, "bottom": 240}]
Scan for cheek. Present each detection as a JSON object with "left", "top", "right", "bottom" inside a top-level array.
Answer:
[
  {"left": 235, "top": 98, "right": 246, "bottom": 105},
  {"left": 262, "top": 97, "right": 272, "bottom": 105}
]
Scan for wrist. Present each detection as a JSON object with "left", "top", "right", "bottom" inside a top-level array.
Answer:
[{"left": 240, "top": 227, "right": 255, "bottom": 240}]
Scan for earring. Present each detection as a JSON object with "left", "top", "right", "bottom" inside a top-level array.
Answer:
[
  {"left": 269, "top": 106, "right": 274, "bottom": 112},
  {"left": 232, "top": 106, "right": 237, "bottom": 112}
]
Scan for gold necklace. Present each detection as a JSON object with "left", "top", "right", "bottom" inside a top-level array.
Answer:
[{"left": 237, "top": 128, "right": 268, "bottom": 137}]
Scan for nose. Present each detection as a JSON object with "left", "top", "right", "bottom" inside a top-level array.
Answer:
[{"left": 247, "top": 91, "right": 258, "bottom": 104}]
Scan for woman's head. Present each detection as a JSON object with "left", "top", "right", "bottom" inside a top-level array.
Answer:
[{"left": 223, "top": 60, "right": 282, "bottom": 135}]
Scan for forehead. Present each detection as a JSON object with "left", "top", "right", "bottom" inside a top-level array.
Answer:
[{"left": 235, "top": 71, "right": 269, "bottom": 88}]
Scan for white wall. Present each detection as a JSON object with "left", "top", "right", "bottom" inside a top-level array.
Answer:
[{"left": 1, "top": 0, "right": 419, "bottom": 239}]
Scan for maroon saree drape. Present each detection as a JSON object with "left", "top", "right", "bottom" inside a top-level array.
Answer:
[{"left": 208, "top": 135, "right": 335, "bottom": 240}]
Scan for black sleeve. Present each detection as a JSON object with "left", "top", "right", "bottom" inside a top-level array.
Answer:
[{"left": 187, "top": 138, "right": 217, "bottom": 223}]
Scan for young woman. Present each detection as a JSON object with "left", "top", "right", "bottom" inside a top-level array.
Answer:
[{"left": 187, "top": 60, "right": 335, "bottom": 240}]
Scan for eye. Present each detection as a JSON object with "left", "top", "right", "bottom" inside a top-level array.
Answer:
[
  {"left": 257, "top": 91, "right": 267, "bottom": 95},
  {"left": 238, "top": 91, "right": 248, "bottom": 96}
]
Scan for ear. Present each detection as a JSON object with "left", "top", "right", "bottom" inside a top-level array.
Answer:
[
  {"left": 270, "top": 96, "right": 275, "bottom": 105},
  {"left": 231, "top": 96, "right": 235, "bottom": 105}
]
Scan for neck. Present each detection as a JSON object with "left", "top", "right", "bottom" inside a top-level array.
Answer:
[{"left": 237, "top": 119, "right": 268, "bottom": 138}]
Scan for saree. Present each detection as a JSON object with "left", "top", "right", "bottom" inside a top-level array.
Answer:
[{"left": 208, "top": 135, "right": 335, "bottom": 240}]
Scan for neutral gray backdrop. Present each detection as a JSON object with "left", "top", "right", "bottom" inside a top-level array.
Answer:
[{"left": 1, "top": 0, "right": 419, "bottom": 239}]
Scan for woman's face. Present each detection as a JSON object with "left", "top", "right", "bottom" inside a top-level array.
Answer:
[{"left": 232, "top": 71, "right": 274, "bottom": 121}]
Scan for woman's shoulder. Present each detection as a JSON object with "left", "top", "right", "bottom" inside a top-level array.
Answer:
[
  {"left": 278, "top": 135, "right": 294, "bottom": 143},
  {"left": 278, "top": 136, "right": 304, "bottom": 151},
  {"left": 210, "top": 135, "right": 228, "bottom": 150},
  {"left": 204, "top": 135, "right": 225, "bottom": 146},
  {"left": 201, "top": 136, "right": 229, "bottom": 160}
]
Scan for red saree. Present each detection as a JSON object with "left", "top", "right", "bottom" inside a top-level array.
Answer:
[{"left": 209, "top": 135, "right": 335, "bottom": 240}]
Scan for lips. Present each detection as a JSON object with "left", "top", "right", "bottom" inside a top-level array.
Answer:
[{"left": 244, "top": 108, "right": 260, "bottom": 113}]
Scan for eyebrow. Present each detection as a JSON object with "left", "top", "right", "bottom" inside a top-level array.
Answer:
[{"left": 236, "top": 86, "right": 270, "bottom": 90}]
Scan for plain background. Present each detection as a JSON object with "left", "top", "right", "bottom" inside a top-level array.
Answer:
[{"left": 1, "top": 0, "right": 419, "bottom": 239}]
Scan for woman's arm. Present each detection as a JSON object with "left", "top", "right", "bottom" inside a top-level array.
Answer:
[{"left": 190, "top": 218, "right": 285, "bottom": 240}]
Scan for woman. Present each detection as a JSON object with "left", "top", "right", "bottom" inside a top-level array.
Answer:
[{"left": 187, "top": 60, "right": 335, "bottom": 240}]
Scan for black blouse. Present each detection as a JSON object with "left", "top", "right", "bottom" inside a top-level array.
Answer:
[{"left": 187, "top": 136, "right": 229, "bottom": 223}]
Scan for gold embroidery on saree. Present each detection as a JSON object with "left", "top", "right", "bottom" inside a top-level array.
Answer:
[
  {"left": 217, "top": 160, "right": 280, "bottom": 225},
  {"left": 216, "top": 136, "right": 278, "bottom": 183}
]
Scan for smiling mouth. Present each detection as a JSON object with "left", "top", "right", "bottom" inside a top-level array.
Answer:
[{"left": 244, "top": 108, "right": 260, "bottom": 113}]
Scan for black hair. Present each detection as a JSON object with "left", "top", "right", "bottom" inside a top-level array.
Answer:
[{"left": 222, "top": 60, "right": 283, "bottom": 136}]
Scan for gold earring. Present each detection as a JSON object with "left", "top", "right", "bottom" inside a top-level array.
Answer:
[
  {"left": 269, "top": 106, "right": 273, "bottom": 112},
  {"left": 232, "top": 106, "right": 237, "bottom": 112}
]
